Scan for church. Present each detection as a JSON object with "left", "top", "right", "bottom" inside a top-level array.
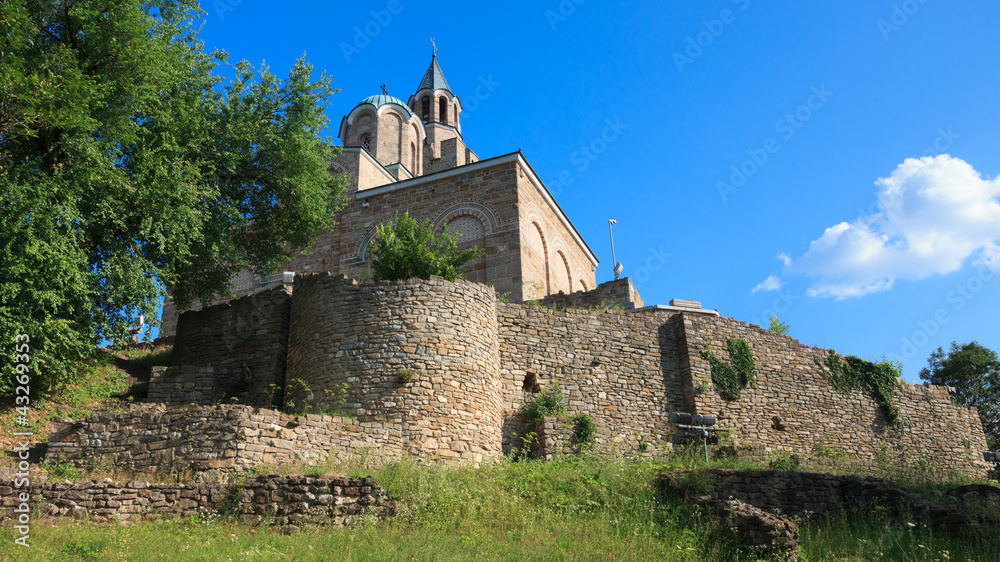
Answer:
[{"left": 160, "top": 54, "right": 599, "bottom": 336}]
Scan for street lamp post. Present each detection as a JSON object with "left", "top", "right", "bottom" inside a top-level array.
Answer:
[{"left": 608, "top": 219, "right": 622, "bottom": 280}]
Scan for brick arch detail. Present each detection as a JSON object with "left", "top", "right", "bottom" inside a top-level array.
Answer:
[{"left": 431, "top": 200, "right": 501, "bottom": 234}]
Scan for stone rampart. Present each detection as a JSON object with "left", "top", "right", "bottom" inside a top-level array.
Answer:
[
  {"left": 538, "top": 277, "right": 644, "bottom": 310},
  {"left": 284, "top": 273, "right": 503, "bottom": 464},
  {"left": 169, "top": 284, "right": 292, "bottom": 407},
  {"left": 1, "top": 475, "right": 391, "bottom": 528},
  {"left": 496, "top": 304, "right": 691, "bottom": 455},
  {"left": 681, "top": 314, "right": 991, "bottom": 476}
]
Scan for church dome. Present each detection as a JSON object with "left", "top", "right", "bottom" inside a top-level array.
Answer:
[{"left": 355, "top": 94, "right": 414, "bottom": 119}]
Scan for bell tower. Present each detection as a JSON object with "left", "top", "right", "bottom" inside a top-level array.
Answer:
[{"left": 408, "top": 50, "right": 476, "bottom": 174}]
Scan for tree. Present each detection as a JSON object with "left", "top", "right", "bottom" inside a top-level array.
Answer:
[
  {"left": 0, "top": 1, "right": 346, "bottom": 394},
  {"left": 369, "top": 212, "right": 483, "bottom": 282},
  {"left": 919, "top": 342, "right": 1000, "bottom": 450},
  {"left": 768, "top": 315, "right": 790, "bottom": 335}
]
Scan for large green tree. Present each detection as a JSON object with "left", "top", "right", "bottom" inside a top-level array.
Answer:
[
  {"left": 919, "top": 341, "right": 1000, "bottom": 450},
  {"left": 0, "top": 0, "right": 346, "bottom": 394}
]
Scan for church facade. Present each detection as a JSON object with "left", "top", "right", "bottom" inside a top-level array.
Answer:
[{"left": 160, "top": 55, "right": 598, "bottom": 336}]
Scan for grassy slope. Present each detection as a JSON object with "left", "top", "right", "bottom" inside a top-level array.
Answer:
[{"left": 0, "top": 347, "right": 997, "bottom": 561}]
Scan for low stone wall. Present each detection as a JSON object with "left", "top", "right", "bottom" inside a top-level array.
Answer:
[
  {"left": 661, "top": 469, "right": 999, "bottom": 540},
  {"left": 44, "top": 404, "right": 403, "bottom": 476},
  {"left": 539, "top": 277, "right": 643, "bottom": 310},
  {"left": 170, "top": 284, "right": 292, "bottom": 408},
  {"left": 0, "top": 475, "right": 391, "bottom": 528}
]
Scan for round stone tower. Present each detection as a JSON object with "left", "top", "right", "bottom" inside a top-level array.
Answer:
[{"left": 284, "top": 273, "right": 503, "bottom": 464}]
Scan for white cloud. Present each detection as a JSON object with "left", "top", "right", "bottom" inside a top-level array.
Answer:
[
  {"left": 785, "top": 155, "right": 1000, "bottom": 299},
  {"left": 752, "top": 274, "right": 784, "bottom": 294},
  {"left": 777, "top": 252, "right": 792, "bottom": 267}
]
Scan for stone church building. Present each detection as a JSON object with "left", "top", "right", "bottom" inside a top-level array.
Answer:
[{"left": 160, "top": 55, "right": 599, "bottom": 336}]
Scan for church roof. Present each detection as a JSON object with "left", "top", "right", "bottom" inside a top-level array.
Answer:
[
  {"left": 355, "top": 94, "right": 414, "bottom": 118},
  {"left": 416, "top": 55, "right": 452, "bottom": 93}
]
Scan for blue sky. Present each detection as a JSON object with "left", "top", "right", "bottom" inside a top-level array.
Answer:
[{"left": 184, "top": 0, "right": 1000, "bottom": 383}]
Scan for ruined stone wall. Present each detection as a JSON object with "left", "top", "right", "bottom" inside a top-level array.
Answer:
[
  {"left": 43, "top": 404, "right": 410, "bottom": 476},
  {"left": 1, "top": 475, "right": 390, "bottom": 528},
  {"left": 169, "top": 284, "right": 292, "bottom": 407},
  {"left": 539, "top": 277, "right": 644, "bottom": 310},
  {"left": 495, "top": 304, "right": 693, "bottom": 456},
  {"left": 681, "top": 314, "right": 991, "bottom": 476},
  {"left": 284, "top": 274, "right": 503, "bottom": 464}
]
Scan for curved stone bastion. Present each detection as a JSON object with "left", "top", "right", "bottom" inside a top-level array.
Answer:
[{"left": 284, "top": 273, "right": 503, "bottom": 463}]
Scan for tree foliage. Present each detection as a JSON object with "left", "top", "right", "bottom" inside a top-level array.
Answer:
[
  {"left": 919, "top": 341, "right": 1000, "bottom": 450},
  {"left": 369, "top": 211, "right": 483, "bottom": 282},
  {"left": 0, "top": 1, "right": 346, "bottom": 394},
  {"left": 768, "top": 315, "right": 790, "bottom": 335}
]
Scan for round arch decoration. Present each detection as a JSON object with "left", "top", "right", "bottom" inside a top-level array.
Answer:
[{"left": 430, "top": 200, "right": 502, "bottom": 235}]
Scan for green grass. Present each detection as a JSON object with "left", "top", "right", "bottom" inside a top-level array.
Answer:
[{"left": 1, "top": 454, "right": 996, "bottom": 561}]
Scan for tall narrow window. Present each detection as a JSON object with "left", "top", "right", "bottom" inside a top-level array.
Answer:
[
  {"left": 361, "top": 135, "right": 371, "bottom": 152},
  {"left": 421, "top": 97, "right": 430, "bottom": 122},
  {"left": 439, "top": 97, "right": 448, "bottom": 124},
  {"left": 410, "top": 142, "right": 416, "bottom": 173}
]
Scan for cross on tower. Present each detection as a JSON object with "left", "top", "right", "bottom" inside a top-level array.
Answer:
[
  {"left": 380, "top": 83, "right": 388, "bottom": 95},
  {"left": 431, "top": 37, "right": 437, "bottom": 57}
]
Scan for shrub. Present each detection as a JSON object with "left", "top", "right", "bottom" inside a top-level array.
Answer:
[
  {"left": 571, "top": 414, "right": 596, "bottom": 447},
  {"left": 815, "top": 351, "right": 901, "bottom": 426},
  {"left": 521, "top": 380, "right": 567, "bottom": 424},
  {"left": 397, "top": 369, "right": 415, "bottom": 383},
  {"left": 699, "top": 338, "right": 757, "bottom": 401},
  {"left": 369, "top": 211, "right": 484, "bottom": 282}
]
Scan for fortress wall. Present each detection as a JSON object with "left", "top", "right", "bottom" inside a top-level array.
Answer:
[
  {"left": 169, "top": 284, "right": 292, "bottom": 408},
  {"left": 284, "top": 273, "right": 504, "bottom": 464},
  {"left": 681, "top": 314, "right": 991, "bottom": 476},
  {"left": 539, "top": 277, "right": 644, "bottom": 310},
  {"left": 496, "top": 303, "right": 690, "bottom": 455}
]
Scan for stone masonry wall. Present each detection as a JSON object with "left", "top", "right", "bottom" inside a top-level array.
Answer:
[
  {"left": 169, "top": 284, "right": 292, "bottom": 408},
  {"left": 284, "top": 273, "right": 503, "bottom": 464},
  {"left": 44, "top": 404, "right": 407, "bottom": 476},
  {"left": 539, "top": 277, "right": 644, "bottom": 311},
  {"left": 681, "top": 314, "right": 991, "bottom": 476},
  {"left": 147, "top": 366, "right": 215, "bottom": 405},
  {"left": 1, "top": 475, "right": 390, "bottom": 528},
  {"left": 496, "top": 304, "right": 693, "bottom": 456}
]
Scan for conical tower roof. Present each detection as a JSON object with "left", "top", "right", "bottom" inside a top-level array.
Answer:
[{"left": 417, "top": 55, "right": 452, "bottom": 93}]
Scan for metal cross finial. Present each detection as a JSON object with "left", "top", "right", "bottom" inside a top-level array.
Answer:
[
  {"left": 431, "top": 37, "right": 437, "bottom": 57},
  {"left": 380, "top": 83, "right": 388, "bottom": 95}
]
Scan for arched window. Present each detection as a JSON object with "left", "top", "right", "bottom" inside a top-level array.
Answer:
[
  {"left": 439, "top": 97, "right": 448, "bottom": 124},
  {"left": 410, "top": 142, "right": 416, "bottom": 173},
  {"left": 421, "top": 97, "right": 430, "bottom": 122},
  {"left": 361, "top": 135, "right": 371, "bottom": 152}
]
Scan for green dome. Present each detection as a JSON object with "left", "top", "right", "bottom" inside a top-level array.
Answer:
[{"left": 356, "top": 94, "right": 414, "bottom": 118}]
